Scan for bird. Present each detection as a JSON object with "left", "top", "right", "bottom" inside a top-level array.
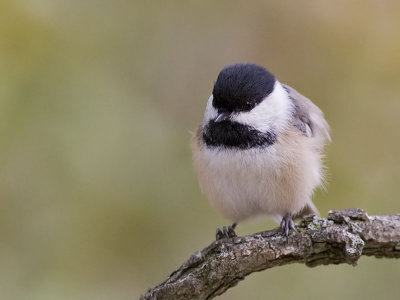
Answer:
[{"left": 191, "top": 63, "right": 331, "bottom": 239}]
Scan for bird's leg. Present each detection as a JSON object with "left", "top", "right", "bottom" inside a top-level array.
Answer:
[
  {"left": 280, "top": 214, "right": 296, "bottom": 237},
  {"left": 216, "top": 222, "right": 237, "bottom": 240}
]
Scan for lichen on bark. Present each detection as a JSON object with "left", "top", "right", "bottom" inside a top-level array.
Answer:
[{"left": 141, "top": 209, "right": 400, "bottom": 300}]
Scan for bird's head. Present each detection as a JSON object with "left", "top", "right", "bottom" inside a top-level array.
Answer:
[{"left": 202, "top": 63, "right": 293, "bottom": 149}]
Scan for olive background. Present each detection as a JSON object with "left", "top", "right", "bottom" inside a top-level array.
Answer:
[{"left": 1, "top": 1, "right": 400, "bottom": 299}]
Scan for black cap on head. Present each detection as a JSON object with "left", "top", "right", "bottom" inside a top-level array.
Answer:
[{"left": 212, "top": 63, "right": 276, "bottom": 113}]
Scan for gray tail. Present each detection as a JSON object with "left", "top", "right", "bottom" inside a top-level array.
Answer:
[{"left": 294, "top": 202, "right": 320, "bottom": 219}]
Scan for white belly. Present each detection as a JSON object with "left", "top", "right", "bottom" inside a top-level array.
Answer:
[{"left": 192, "top": 132, "right": 323, "bottom": 222}]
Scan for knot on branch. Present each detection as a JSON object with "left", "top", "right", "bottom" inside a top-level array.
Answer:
[
  {"left": 299, "top": 212, "right": 365, "bottom": 266},
  {"left": 328, "top": 208, "right": 369, "bottom": 223}
]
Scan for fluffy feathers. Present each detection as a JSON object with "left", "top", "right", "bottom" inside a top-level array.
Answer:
[{"left": 192, "top": 64, "right": 330, "bottom": 225}]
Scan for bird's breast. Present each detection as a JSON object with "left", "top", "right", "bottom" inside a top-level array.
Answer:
[{"left": 193, "top": 144, "right": 283, "bottom": 221}]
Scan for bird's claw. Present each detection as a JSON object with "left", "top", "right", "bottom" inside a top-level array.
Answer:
[
  {"left": 280, "top": 214, "right": 296, "bottom": 237},
  {"left": 216, "top": 223, "right": 237, "bottom": 240}
]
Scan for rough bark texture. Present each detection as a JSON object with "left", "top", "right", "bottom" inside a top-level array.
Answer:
[{"left": 140, "top": 209, "right": 400, "bottom": 300}]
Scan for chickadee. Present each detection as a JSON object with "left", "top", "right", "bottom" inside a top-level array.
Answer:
[{"left": 192, "top": 63, "right": 330, "bottom": 238}]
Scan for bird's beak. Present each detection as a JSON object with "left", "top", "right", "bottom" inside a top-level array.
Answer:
[{"left": 214, "top": 112, "right": 230, "bottom": 123}]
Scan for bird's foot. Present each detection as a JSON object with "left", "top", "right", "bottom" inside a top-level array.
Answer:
[
  {"left": 280, "top": 214, "right": 296, "bottom": 237},
  {"left": 216, "top": 223, "right": 237, "bottom": 240}
]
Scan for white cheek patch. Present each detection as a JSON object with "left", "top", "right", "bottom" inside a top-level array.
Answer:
[
  {"left": 202, "top": 95, "right": 218, "bottom": 127},
  {"left": 233, "top": 81, "right": 293, "bottom": 133},
  {"left": 202, "top": 82, "right": 293, "bottom": 134}
]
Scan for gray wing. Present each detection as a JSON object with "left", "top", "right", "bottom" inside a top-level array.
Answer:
[
  {"left": 282, "top": 83, "right": 330, "bottom": 219},
  {"left": 282, "top": 83, "right": 331, "bottom": 147}
]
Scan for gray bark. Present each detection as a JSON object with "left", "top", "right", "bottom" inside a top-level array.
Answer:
[{"left": 140, "top": 209, "right": 400, "bottom": 300}]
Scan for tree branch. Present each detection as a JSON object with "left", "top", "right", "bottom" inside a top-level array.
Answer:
[{"left": 140, "top": 209, "right": 400, "bottom": 300}]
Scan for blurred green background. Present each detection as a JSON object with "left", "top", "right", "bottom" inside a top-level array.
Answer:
[{"left": 1, "top": 1, "right": 400, "bottom": 299}]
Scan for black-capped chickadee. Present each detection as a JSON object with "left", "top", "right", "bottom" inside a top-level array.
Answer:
[{"left": 192, "top": 63, "right": 330, "bottom": 238}]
